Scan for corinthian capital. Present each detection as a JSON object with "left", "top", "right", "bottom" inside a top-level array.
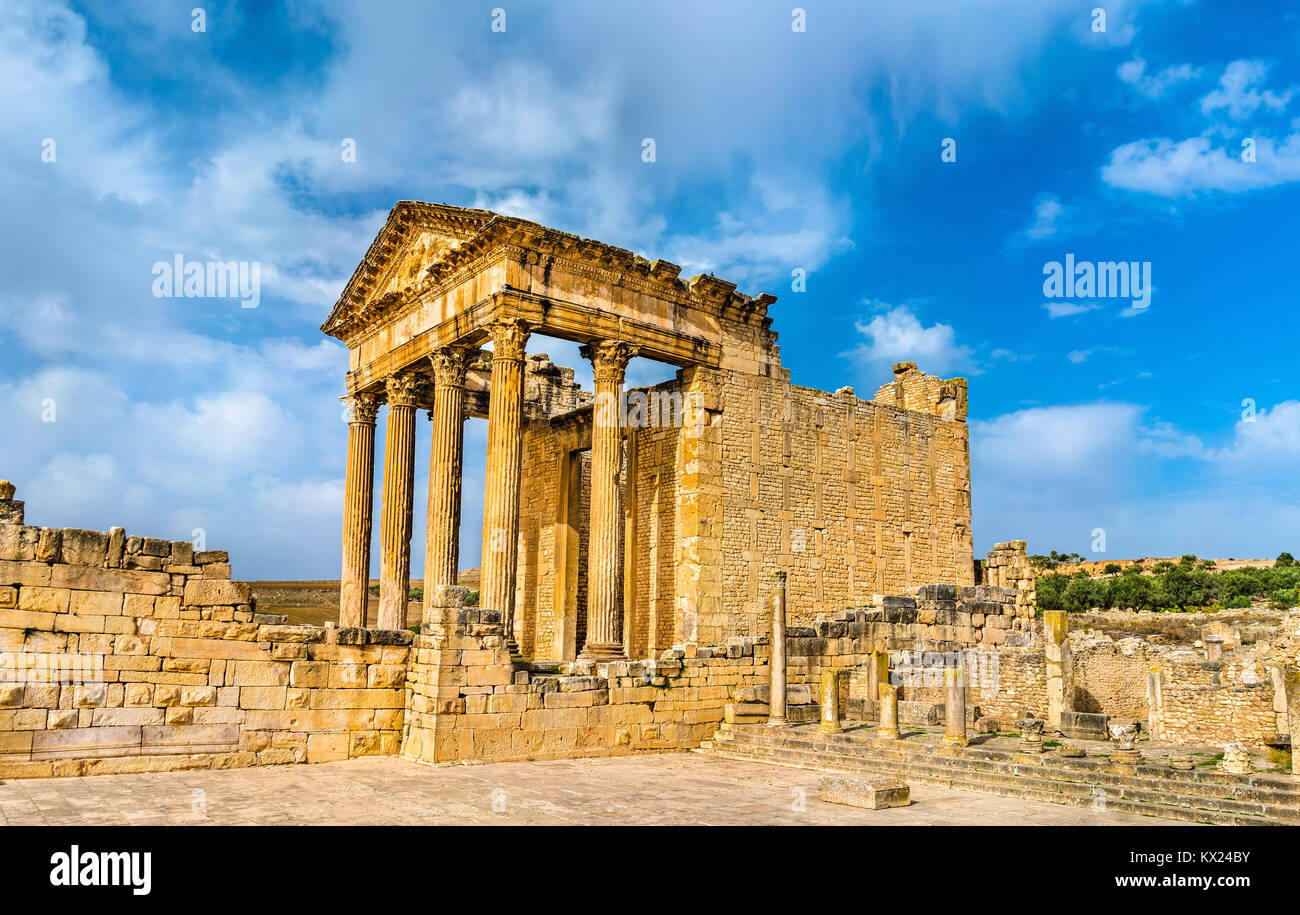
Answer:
[
  {"left": 429, "top": 345, "right": 471, "bottom": 388},
  {"left": 486, "top": 317, "right": 531, "bottom": 361},
  {"left": 343, "top": 391, "right": 381, "bottom": 424},
  {"left": 385, "top": 371, "right": 422, "bottom": 407},
  {"left": 580, "top": 340, "right": 639, "bottom": 384}
]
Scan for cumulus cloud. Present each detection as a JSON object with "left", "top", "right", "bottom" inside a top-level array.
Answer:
[
  {"left": 844, "top": 304, "right": 978, "bottom": 382},
  {"left": 971, "top": 400, "right": 1300, "bottom": 557},
  {"left": 1200, "top": 60, "right": 1294, "bottom": 120},
  {"left": 1103, "top": 59, "right": 1300, "bottom": 197}
]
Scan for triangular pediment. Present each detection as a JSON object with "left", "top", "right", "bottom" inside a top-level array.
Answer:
[{"left": 322, "top": 201, "right": 498, "bottom": 338}]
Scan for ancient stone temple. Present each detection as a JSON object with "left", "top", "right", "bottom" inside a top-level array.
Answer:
[{"left": 321, "top": 202, "right": 975, "bottom": 659}]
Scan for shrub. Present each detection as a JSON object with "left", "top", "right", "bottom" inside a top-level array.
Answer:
[{"left": 1103, "top": 563, "right": 1122, "bottom": 575}]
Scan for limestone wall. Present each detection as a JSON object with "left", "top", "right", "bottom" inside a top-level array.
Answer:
[
  {"left": 512, "top": 360, "right": 975, "bottom": 659},
  {"left": 1154, "top": 683, "right": 1277, "bottom": 746},
  {"left": 0, "top": 520, "right": 410, "bottom": 779}
]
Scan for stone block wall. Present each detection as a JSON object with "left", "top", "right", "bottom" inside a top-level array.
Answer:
[
  {"left": 512, "top": 360, "right": 976, "bottom": 660},
  {"left": 403, "top": 595, "right": 772, "bottom": 764},
  {"left": 1152, "top": 682, "right": 1277, "bottom": 746},
  {"left": 0, "top": 519, "right": 411, "bottom": 779}
]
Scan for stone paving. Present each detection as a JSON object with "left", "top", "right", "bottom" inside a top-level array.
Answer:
[{"left": 0, "top": 752, "right": 1174, "bottom": 825}]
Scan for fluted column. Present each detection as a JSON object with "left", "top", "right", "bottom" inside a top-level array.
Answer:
[
  {"left": 378, "top": 372, "right": 420, "bottom": 630},
  {"left": 425, "top": 346, "right": 470, "bottom": 596},
  {"left": 480, "top": 318, "right": 530, "bottom": 646},
  {"left": 339, "top": 392, "right": 380, "bottom": 628},
  {"left": 579, "top": 339, "right": 638, "bottom": 660}
]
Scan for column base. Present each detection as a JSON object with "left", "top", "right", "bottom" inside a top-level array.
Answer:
[
  {"left": 818, "top": 723, "right": 843, "bottom": 735},
  {"left": 941, "top": 734, "right": 969, "bottom": 749},
  {"left": 766, "top": 716, "right": 787, "bottom": 727},
  {"left": 577, "top": 642, "right": 625, "bottom": 662},
  {"left": 877, "top": 727, "right": 900, "bottom": 740}
]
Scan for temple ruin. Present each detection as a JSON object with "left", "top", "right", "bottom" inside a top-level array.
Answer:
[
  {"left": 1, "top": 203, "right": 1297, "bottom": 823},
  {"left": 321, "top": 201, "right": 974, "bottom": 657}
]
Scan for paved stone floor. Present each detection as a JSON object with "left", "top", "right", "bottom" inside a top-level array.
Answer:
[{"left": 0, "top": 752, "right": 1175, "bottom": 825}]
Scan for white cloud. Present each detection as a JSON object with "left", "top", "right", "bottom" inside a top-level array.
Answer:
[
  {"left": 1102, "top": 133, "right": 1300, "bottom": 196},
  {"left": 1021, "top": 193, "right": 1065, "bottom": 241},
  {"left": 1043, "top": 301, "right": 1099, "bottom": 318},
  {"left": 1067, "top": 350, "right": 1091, "bottom": 364},
  {"left": 1117, "top": 57, "right": 1201, "bottom": 98},
  {"left": 1103, "top": 59, "right": 1300, "bottom": 197},
  {"left": 1200, "top": 60, "right": 1294, "bottom": 120},
  {"left": 844, "top": 304, "right": 977, "bottom": 382},
  {"left": 972, "top": 400, "right": 1300, "bottom": 557}
]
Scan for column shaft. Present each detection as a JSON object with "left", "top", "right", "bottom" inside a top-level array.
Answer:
[
  {"left": 942, "top": 664, "right": 969, "bottom": 748},
  {"left": 579, "top": 340, "right": 637, "bottom": 660},
  {"left": 378, "top": 373, "right": 420, "bottom": 630},
  {"left": 339, "top": 393, "right": 379, "bottom": 628},
  {"left": 819, "top": 668, "right": 842, "bottom": 734},
  {"left": 877, "top": 683, "right": 900, "bottom": 739},
  {"left": 767, "top": 571, "right": 787, "bottom": 725},
  {"left": 480, "top": 318, "right": 530, "bottom": 644},
  {"left": 425, "top": 347, "right": 469, "bottom": 595}
]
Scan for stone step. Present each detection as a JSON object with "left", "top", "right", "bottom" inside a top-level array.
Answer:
[
  {"left": 723, "top": 727, "right": 1300, "bottom": 805},
  {"left": 723, "top": 730, "right": 1300, "bottom": 816},
  {"left": 703, "top": 727, "right": 1300, "bottom": 825},
  {"left": 703, "top": 742, "right": 1280, "bottom": 825},
  {"left": 705, "top": 744, "right": 1274, "bottom": 825}
]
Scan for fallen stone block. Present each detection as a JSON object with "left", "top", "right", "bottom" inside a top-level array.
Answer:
[
  {"left": 1060, "top": 710, "right": 1109, "bottom": 741},
  {"left": 817, "top": 774, "right": 910, "bottom": 810}
]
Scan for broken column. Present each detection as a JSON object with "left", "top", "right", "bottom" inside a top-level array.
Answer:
[
  {"left": 1287, "top": 668, "right": 1300, "bottom": 776},
  {"left": 1043, "top": 609, "right": 1072, "bottom": 731},
  {"left": 877, "top": 683, "right": 900, "bottom": 740},
  {"left": 941, "top": 663, "right": 968, "bottom": 748},
  {"left": 767, "top": 570, "right": 787, "bottom": 726},
  {"left": 819, "top": 668, "right": 842, "bottom": 734}
]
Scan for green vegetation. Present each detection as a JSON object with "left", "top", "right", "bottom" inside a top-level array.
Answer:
[
  {"left": 1028, "top": 550, "right": 1085, "bottom": 571},
  {"left": 1037, "top": 553, "right": 1300, "bottom": 613},
  {"left": 408, "top": 586, "right": 423, "bottom": 601},
  {"left": 367, "top": 584, "right": 380, "bottom": 597},
  {"left": 464, "top": 590, "right": 479, "bottom": 606}
]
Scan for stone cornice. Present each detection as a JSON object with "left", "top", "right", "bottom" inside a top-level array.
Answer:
[{"left": 323, "top": 203, "right": 778, "bottom": 343}]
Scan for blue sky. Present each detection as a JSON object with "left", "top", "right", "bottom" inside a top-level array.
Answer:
[{"left": 1, "top": 0, "right": 1297, "bottom": 579}]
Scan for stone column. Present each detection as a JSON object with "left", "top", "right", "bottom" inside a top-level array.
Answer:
[
  {"left": 819, "top": 668, "right": 842, "bottom": 734},
  {"left": 1286, "top": 668, "right": 1300, "bottom": 776},
  {"left": 767, "top": 570, "right": 788, "bottom": 726},
  {"left": 578, "top": 339, "right": 638, "bottom": 660},
  {"left": 424, "top": 346, "right": 469, "bottom": 593},
  {"left": 877, "top": 683, "right": 900, "bottom": 739},
  {"left": 1146, "top": 665, "right": 1164, "bottom": 740},
  {"left": 480, "top": 318, "right": 530, "bottom": 647},
  {"left": 941, "top": 664, "right": 968, "bottom": 748},
  {"left": 1043, "top": 609, "right": 1072, "bottom": 731},
  {"left": 339, "top": 393, "right": 380, "bottom": 628},
  {"left": 868, "top": 649, "right": 890, "bottom": 713},
  {"left": 377, "top": 372, "right": 420, "bottom": 631}
]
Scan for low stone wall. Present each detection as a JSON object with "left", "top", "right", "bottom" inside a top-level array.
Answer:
[
  {"left": 0, "top": 520, "right": 410, "bottom": 778},
  {"left": 403, "top": 605, "right": 765, "bottom": 763}
]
